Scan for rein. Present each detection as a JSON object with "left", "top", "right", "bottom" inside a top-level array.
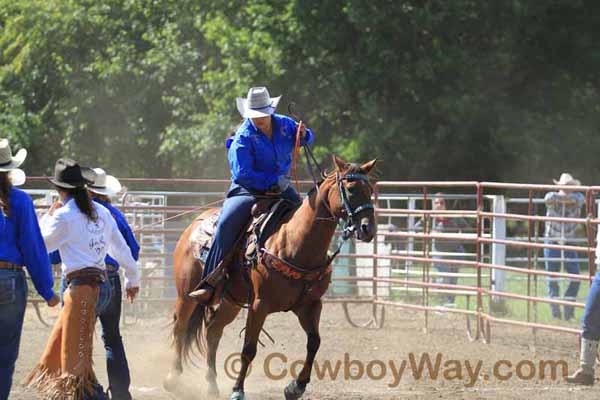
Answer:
[
  {"left": 260, "top": 164, "right": 374, "bottom": 277},
  {"left": 261, "top": 103, "right": 374, "bottom": 278},
  {"left": 130, "top": 197, "right": 226, "bottom": 233},
  {"left": 291, "top": 120, "right": 303, "bottom": 192}
]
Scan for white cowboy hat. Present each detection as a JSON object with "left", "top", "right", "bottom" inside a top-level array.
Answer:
[
  {"left": 0, "top": 138, "right": 27, "bottom": 171},
  {"left": 88, "top": 168, "right": 122, "bottom": 196},
  {"left": 236, "top": 86, "right": 281, "bottom": 119},
  {"left": 8, "top": 169, "right": 26, "bottom": 186},
  {"left": 553, "top": 172, "right": 581, "bottom": 186}
]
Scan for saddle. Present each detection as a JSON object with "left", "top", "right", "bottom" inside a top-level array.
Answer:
[{"left": 190, "top": 198, "right": 298, "bottom": 274}]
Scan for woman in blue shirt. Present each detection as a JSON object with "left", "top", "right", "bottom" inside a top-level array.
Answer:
[
  {"left": 0, "top": 139, "right": 58, "bottom": 400},
  {"left": 190, "top": 87, "right": 314, "bottom": 304}
]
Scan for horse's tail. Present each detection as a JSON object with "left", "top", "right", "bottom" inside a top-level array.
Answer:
[{"left": 176, "top": 303, "right": 208, "bottom": 365}]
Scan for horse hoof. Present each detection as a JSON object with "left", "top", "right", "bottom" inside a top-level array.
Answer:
[
  {"left": 230, "top": 390, "right": 245, "bottom": 400},
  {"left": 207, "top": 384, "right": 220, "bottom": 398},
  {"left": 284, "top": 380, "right": 306, "bottom": 400}
]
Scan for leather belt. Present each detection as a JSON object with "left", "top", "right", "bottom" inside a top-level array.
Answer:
[
  {"left": 0, "top": 261, "right": 23, "bottom": 271},
  {"left": 65, "top": 267, "right": 107, "bottom": 286},
  {"left": 106, "top": 264, "right": 118, "bottom": 273}
]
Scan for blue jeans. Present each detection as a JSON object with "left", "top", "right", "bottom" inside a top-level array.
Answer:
[
  {"left": 99, "top": 270, "right": 132, "bottom": 400},
  {"left": 544, "top": 246, "right": 580, "bottom": 319},
  {"left": 0, "top": 269, "right": 27, "bottom": 400},
  {"left": 433, "top": 246, "right": 464, "bottom": 304},
  {"left": 582, "top": 272, "right": 600, "bottom": 340},
  {"left": 60, "top": 273, "right": 112, "bottom": 315},
  {"left": 201, "top": 184, "right": 302, "bottom": 281}
]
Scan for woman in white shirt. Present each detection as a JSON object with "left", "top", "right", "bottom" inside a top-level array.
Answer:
[{"left": 26, "top": 159, "right": 140, "bottom": 400}]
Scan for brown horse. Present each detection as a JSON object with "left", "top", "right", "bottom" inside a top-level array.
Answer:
[{"left": 164, "top": 155, "right": 377, "bottom": 399}]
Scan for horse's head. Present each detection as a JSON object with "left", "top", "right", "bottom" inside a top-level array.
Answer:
[{"left": 323, "top": 155, "right": 377, "bottom": 242}]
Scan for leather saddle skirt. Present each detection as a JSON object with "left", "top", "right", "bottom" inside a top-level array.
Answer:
[{"left": 189, "top": 198, "right": 297, "bottom": 265}]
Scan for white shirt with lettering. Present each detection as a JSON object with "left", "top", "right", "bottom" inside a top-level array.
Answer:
[{"left": 40, "top": 198, "right": 140, "bottom": 288}]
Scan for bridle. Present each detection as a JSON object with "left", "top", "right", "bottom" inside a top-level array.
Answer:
[
  {"left": 305, "top": 169, "right": 374, "bottom": 264},
  {"left": 335, "top": 171, "right": 374, "bottom": 239},
  {"left": 309, "top": 168, "right": 374, "bottom": 234},
  {"left": 287, "top": 102, "right": 374, "bottom": 239}
]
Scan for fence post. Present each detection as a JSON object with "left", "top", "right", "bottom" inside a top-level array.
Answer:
[
  {"left": 491, "top": 195, "right": 507, "bottom": 299},
  {"left": 372, "top": 184, "right": 380, "bottom": 325},
  {"left": 406, "top": 197, "right": 416, "bottom": 274},
  {"left": 422, "top": 187, "right": 430, "bottom": 334},
  {"left": 474, "top": 183, "right": 484, "bottom": 340}
]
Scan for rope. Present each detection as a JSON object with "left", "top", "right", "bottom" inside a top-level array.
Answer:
[
  {"left": 131, "top": 197, "right": 225, "bottom": 233},
  {"left": 291, "top": 120, "right": 303, "bottom": 192}
]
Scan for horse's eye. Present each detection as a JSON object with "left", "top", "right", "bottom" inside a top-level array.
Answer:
[{"left": 346, "top": 184, "right": 358, "bottom": 193}]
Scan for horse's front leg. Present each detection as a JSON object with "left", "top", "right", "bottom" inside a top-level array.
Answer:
[
  {"left": 285, "top": 300, "right": 323, "bottom": 400},
  {"left": 231, "top": 298, "right": 268, "bottom": 400}
]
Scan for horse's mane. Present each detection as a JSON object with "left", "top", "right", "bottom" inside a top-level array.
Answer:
[{"left": 306, "top": 163, "right": 376, "bottom": 198}]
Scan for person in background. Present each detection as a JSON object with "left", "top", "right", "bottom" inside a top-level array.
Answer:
[
  {"left": 566, "top": 220, "right": 600, "bottom": 385},
  {"left": 543, "top": 173, "right": 585, "bottom": 320},
  {"left": 413, "top": 194, "right": 469, "bottom": 306},
  {"left": 383, "top": 223, "right": 400, "bottom": 251},
  {"left": 49, "top": 168, "right": 140, "bottom": 400},
  {"left": 26, "top": 159, "right": 140, "bottom": 400},
  {"left": 0, "top": 139, "right": 59, "bottom": 400}
]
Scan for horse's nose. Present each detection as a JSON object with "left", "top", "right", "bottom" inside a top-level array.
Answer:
[
  {"left": 360, "top": 221, "right": 369, "bottom": 235},
  {"left": 360, "top": 217, "right": 374, "bottom": 241}
]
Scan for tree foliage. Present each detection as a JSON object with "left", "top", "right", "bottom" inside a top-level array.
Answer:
[{"left": 1, "top": 0, "right": 599, "bottom": 183}]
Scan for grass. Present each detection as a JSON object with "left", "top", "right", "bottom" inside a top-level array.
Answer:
[{"left": 384, "top": 262, "right": 592, "bottom": 328}]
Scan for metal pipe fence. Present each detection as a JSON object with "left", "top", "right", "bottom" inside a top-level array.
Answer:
[{"left": 20, "top": 178, "right": 598, "bottom": 346}]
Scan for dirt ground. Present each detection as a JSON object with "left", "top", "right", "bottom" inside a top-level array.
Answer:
[{"left": 9, "top": 302, "right": 600, "bottom": 399}]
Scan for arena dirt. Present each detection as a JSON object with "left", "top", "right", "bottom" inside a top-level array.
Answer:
[{"left": 10, "top": 303, "right": 599, "bottom": 399}]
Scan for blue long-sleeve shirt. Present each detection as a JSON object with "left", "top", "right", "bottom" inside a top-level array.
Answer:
[
  {"left": 0, "top": 188, "right": 55, "bottom": 301},
  {"left": 226, "top": 114, "right": 315, "bottom": 191},
  {"left": 49, "top": 198, "right": 139, "bottom": 269}
]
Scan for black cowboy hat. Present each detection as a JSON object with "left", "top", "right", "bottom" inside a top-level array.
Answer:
[{"left": 48, "top": 158, "right": 96, "bottom": 189}]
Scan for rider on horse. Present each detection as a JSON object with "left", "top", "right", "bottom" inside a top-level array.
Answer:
[{"left": 189, "top": 86, "right": 314, "bottom": 304}]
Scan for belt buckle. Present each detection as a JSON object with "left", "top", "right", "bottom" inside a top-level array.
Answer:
[{"left": 106, "top": 264, "right": 118, "bottom": 273}]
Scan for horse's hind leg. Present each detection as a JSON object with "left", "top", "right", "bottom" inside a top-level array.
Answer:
[
  {"left": 205, "top": 299, "right": 241, "bottom": 398},
  {"left": 164, "top": 297, "right": 196, "bottom": 392},
  {"left": 285, "top": 300, "right": 323, "bottom": 400}
]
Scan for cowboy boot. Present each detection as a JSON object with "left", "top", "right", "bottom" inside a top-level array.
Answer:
[
  {"left": 189, "top": 284, "right": 214, "bottom": 304},
  {"left": 566, "top": 338, "right": 598, "bottom": 385},
  {"left": 189, "top": 263, "right": 228, "bottom": 304}
]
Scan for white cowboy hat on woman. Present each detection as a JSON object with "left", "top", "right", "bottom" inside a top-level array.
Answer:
[
  {"left": 236, "top": 86, "right": 281, "bottom": 119},
  {"left": 88, "top": 168, "right": 122, "bottom": 196},
  {"left": 0, "top": 138, "right": 27, "bottom": 186},
  {"left": 553, "top": 172, "right": 581, "bottom": 186}
]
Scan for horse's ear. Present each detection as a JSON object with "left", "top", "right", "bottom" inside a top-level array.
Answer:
[
  {"left": 332, "top": 155, "right": 349, "bottom": 172},
  {"left": 360, "top": 159, "right": 378, "bottom": 174}
]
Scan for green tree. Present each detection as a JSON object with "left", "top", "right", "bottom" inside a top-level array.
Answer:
[{"left": 1, "top": 0, "right": 599, "bottom": 184}]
